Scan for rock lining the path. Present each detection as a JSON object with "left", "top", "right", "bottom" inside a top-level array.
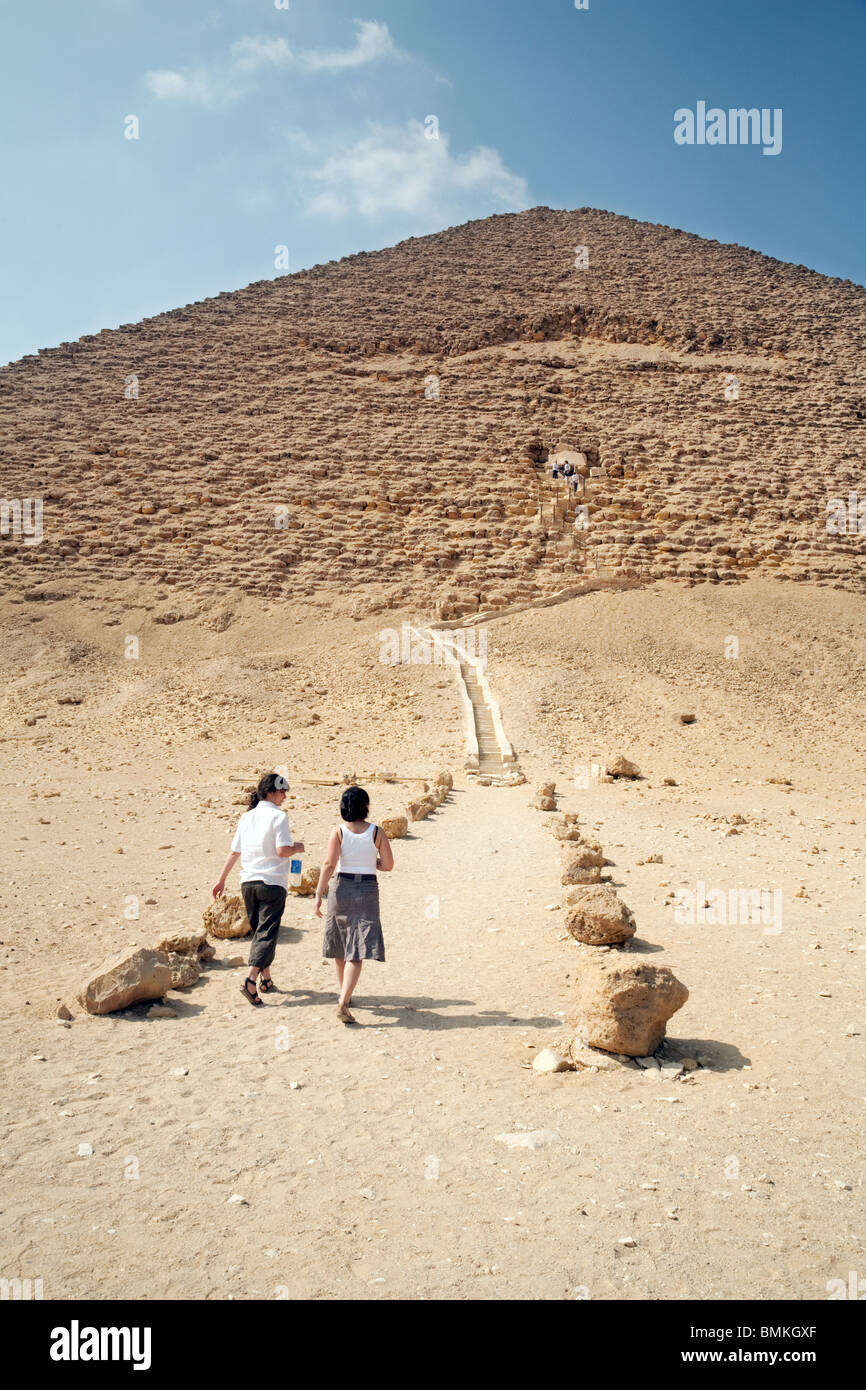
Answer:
[
  {"left": 156, "top": 926, "right": 214, "bottom": 960},
  {"left": 204, "top": 895, "right": 250, "bottom": 939},
  {"left": 532, "top": 780, "right": 557, "bottom": 811},
  {"left": 564, "top": 885, "right": 637, "bottom": 945},
  {"left": 536, "top": 790, "right": 691, "bottom": 1068},
  {"left": 560, "top": 843, "right": 604, "bottom": 885},
  {"left": 570, "top": 957, "right": 689, "bottom": 1056},
  {"left": 380, "top": 813, "right": 409, "bottom": 839},
  {"left": 77, "top": 947, "right": 173, "bottom": 1016}
]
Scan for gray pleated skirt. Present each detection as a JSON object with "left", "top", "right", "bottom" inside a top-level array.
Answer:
[{"left": 323, "top": 876, "right": 385, "bottom": 963}]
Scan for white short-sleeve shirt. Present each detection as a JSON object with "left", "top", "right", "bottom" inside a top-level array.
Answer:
[{"left": 231, "top": 800, "right": 293, "bottom": 888}]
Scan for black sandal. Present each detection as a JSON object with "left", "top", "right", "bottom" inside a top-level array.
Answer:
[
  {"left": 240, "top": 976, "right": 263, "bottom": 1008},
  {"left": 258, "top": 976, "right": 276, "bottom": 994}
]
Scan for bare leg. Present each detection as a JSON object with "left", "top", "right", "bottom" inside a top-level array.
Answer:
[
  {"left": 339, "top": 962, "right": 363, "bottom": 1012},
  {"left": 334, "top": 958, "right": 345, "bottom": 991}
]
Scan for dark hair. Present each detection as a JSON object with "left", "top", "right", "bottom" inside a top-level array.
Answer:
[
  {"left": 340, "top": 785, "right": 370, "bottom": 822},
  {"left": 249, "top": 771, "right": 288, "bottom": 809}
]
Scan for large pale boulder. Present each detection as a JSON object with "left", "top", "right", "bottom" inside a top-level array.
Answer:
[
  {"left": 77, "top": 947, "right": 173, "bottom": 1016},
  {"left": 204, "top": 895, "right": 250, "bottom": 939},
  {"left": 434, "top": 771, "right": 453, "bottom": 790},
  {"left": 570, "top": 958, "right": 689, "bottom": 1056},
  {"left": 381, "top": 814, "right": 408, "bottom": 839},
  {"left": 408, "top": 797, "right": 435, "bottom": 822},
  {"left": 561, "top": 844, "right": 604, "bottom": 885},
  {"left": 564, "top": 886, "right": 636, "bottom": 945}
]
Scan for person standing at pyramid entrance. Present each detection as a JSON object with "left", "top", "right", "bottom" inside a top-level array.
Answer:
[
  {"left": 212, "top": 772, "right": 305, "bottom": 1008},
  {"left": 314, "top": 785, "right": 394, "bottom": 1024}
]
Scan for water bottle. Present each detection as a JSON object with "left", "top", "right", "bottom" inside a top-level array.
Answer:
[{"left": 290, "top": 857, "right": 303, "bottom": 889}]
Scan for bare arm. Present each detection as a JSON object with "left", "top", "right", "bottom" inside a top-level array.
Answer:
[
  {"left": 374, "top": 826, "right": 394, "bottom": 872},
  {"left": 276, "top": 840, "right": 305, "bottom": 859},
  {"left": 212, "top": 850, "right": 240, "bottom": 899},
  {"left": 314, "top": 828, "right": 342, "bottom": 918}
]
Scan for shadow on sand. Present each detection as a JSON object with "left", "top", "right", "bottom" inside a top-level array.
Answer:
[
  {"left": 666, "top": 1038, "right": 751, "bottom": 1071},
  {"left": 623, "top": 937, "right": 665, "bottom": 955},
  {"left": 280, "top": 987, "right": 562, "bottom": 1030}
]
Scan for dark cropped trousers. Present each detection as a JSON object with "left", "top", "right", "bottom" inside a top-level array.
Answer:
[{"left": 241, "top": 881, "right": 287, "bottom": 970}]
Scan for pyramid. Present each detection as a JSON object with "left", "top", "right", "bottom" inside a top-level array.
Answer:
[{"left": 1, "top": 206, "right": 864, "bottom": 614}]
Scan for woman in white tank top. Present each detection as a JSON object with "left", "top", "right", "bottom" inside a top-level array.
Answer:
[
  {"left": 315, "top": 785, "right": 395, "bottom": 1023},
  {"left": 336, "top": 821, "right": 379, "bottom": 874}
]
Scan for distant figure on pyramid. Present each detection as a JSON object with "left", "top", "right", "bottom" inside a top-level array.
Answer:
[
  {"left": 315, "top": 786, "right": 394, "bottom": 1025},
  {"left": 212, "top": 772, "right": 305, "bottom": 1008}
]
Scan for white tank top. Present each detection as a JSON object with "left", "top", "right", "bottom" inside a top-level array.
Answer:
[{"left": 338, "top": 822, "right": 378, "bottom": 874}]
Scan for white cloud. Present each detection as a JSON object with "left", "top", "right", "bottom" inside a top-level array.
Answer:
[
  {"left": 305, "top": 121, "right": 531, "bottom": 223},
  {"left": 145, "top": 66, "right": 236, "bottom": 107},
  {"left": 230, "top": 35, "right": 294, "bottom": 72},
  {"left": 145, "top": 21, "right": 401, "bottom": 106},
  {"left": 300, "top": 20, "right": 401, "bottom": 73}
]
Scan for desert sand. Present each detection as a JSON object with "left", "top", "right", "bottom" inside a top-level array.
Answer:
[{"left": 0, "top": 573, "right": 863, "bottom": 1301}]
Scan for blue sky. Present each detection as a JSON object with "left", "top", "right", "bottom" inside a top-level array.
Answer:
[{"left": 1, "top": 0, "right": 864, "bottom": 365}]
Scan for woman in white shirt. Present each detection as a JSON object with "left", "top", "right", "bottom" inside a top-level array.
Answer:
[
  {"left": 315, "top": 785, "right": 394, "bottom": 1024},
  {"left": 212, "top": 772, "right": 305, "bottom": 1008}
]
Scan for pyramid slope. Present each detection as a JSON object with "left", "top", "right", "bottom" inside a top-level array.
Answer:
[{"left": 1, "top": 207, "right": 864, "bottom": 610}]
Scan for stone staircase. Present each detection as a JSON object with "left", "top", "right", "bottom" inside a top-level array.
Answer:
[{"left": 462, "top": 662, "right": 505, "bottom": 775}]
